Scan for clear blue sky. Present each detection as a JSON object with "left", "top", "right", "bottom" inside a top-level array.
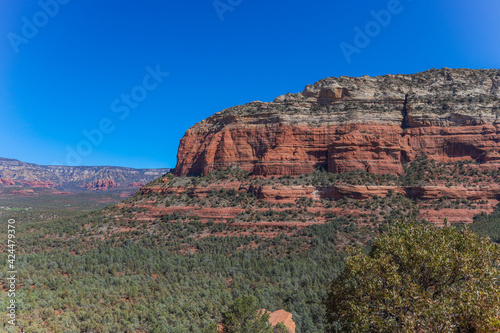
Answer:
[{"left": 0, "top": 0, "right": 498, "bottom": 168}]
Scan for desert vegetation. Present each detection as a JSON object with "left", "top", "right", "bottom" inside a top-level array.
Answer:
[
  {"left": 327, "top": 222, "right": 500, "bottom": 332},
  {"left": 1, "top": 158, "right": 500, "bottom": 332}
]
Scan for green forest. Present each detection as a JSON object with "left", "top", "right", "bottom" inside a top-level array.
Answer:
[
  {"left": 0, "top": 206, "right": 344, "bottom": 332},
  {"left": 1, "top": 166, "right": 500, "bottom": 332}
]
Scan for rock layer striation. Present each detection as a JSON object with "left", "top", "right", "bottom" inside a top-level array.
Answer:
[{"left": 174, "top": 68, "right": 500, "bottom": 177}]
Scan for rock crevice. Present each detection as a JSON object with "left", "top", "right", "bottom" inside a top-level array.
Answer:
[{"left": 401, "top": 93, "right": 410, "bottom": 129}]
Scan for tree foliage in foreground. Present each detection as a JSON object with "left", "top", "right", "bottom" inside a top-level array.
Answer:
[
  {"left": 326, "top": 222, "right": 500, "bottom": 332},
  {"left": 221, "top": 295, "right": 272, "bottom": 333}
]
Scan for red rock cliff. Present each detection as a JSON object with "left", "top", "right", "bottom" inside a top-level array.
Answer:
[
  {"left": 85, "top": 179, "right": 120, "bottom": 190},
  {"left": 174, "top": 68, "right": 500, "bottom": 176}
]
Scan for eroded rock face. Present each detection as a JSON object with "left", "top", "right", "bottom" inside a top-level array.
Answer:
[
  {"left": 0, "top": 178, "right": 16, "bottom": 186},
  {"left": 258, "top": 309, "right": 296, "bottom": 333},
  {"left": 270, "top": 309, "right": 296, "bottom": 333},
  {"left": 174, "top": 68, "right": 500, "bottom": 177},
  {"left": 0, "top": 177, "right": 57, "bottom": 188},
  {"left": 21, "top": 180, "right": 57, "bottom": 188},
  {"left": 328, "top": 124, "right": 500, "bottom": 175},
  {"left": 85, "top": 179, "right": 120, "bottom": 190}
]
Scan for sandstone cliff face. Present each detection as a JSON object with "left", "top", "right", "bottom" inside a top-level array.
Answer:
[
  {"left": 85, "top": 179, "right": 120, "bottom": 190},
  {"left": 174, "top": 68, "right": 500, "bottom": 177}
]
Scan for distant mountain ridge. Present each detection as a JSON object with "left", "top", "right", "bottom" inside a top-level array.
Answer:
[{"left": 0, "top": 157, "right": 170, "bottom": 191}]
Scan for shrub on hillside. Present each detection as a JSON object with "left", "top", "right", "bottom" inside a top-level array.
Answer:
[{"left": 326, "top": 222, "right": 500, "bottom": 332}]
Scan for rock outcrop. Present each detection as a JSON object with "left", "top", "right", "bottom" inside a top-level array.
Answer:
[
  {"left": 103, "top": 69, "right": 500, "bottom": 245},
  {"left": 258, "top": 309, "right": 295, "bottom": 333},
  {"left": 21, "top": 180, "right": 58, "bottom": 188},
  {"left": 0, "top": 178, "right": 16, "bottom": 186},
  {"left": 174, "top": 68, "right": 500, "bottom": 177},
  {"left": 85, "top": 179, "right": 120, "bottom": 190}
]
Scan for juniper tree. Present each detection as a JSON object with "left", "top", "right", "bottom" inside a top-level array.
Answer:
[{"left": 326, "top": 222, "right": 500, "bottom": 332}]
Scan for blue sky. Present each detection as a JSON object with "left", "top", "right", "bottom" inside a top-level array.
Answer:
[{"left": 0, "top": 0, "right": 498, "bottom": 168}]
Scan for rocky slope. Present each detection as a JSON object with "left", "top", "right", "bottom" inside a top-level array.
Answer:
[
  {"left": 85, "top": 69, "right": 500, "bottom": 251},
  {"left": 127, "top": 159, "right": 498, "bottom": 229},
  {"left": 0, "top": 157, "right": 169, "bottom": 192},
  {"left": 37, "top": 68, "right": 499, "bottom": 333},
  {"left": 175, "top": 68, "right": 500, "bottom": 177}
]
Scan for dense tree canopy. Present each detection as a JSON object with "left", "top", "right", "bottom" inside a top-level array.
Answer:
[
  {"left": 326, "top": 222, "right": 500, "bottom": 332},
  {"left": 221, "top": 295, "right": 272, "bottom": 333}
]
